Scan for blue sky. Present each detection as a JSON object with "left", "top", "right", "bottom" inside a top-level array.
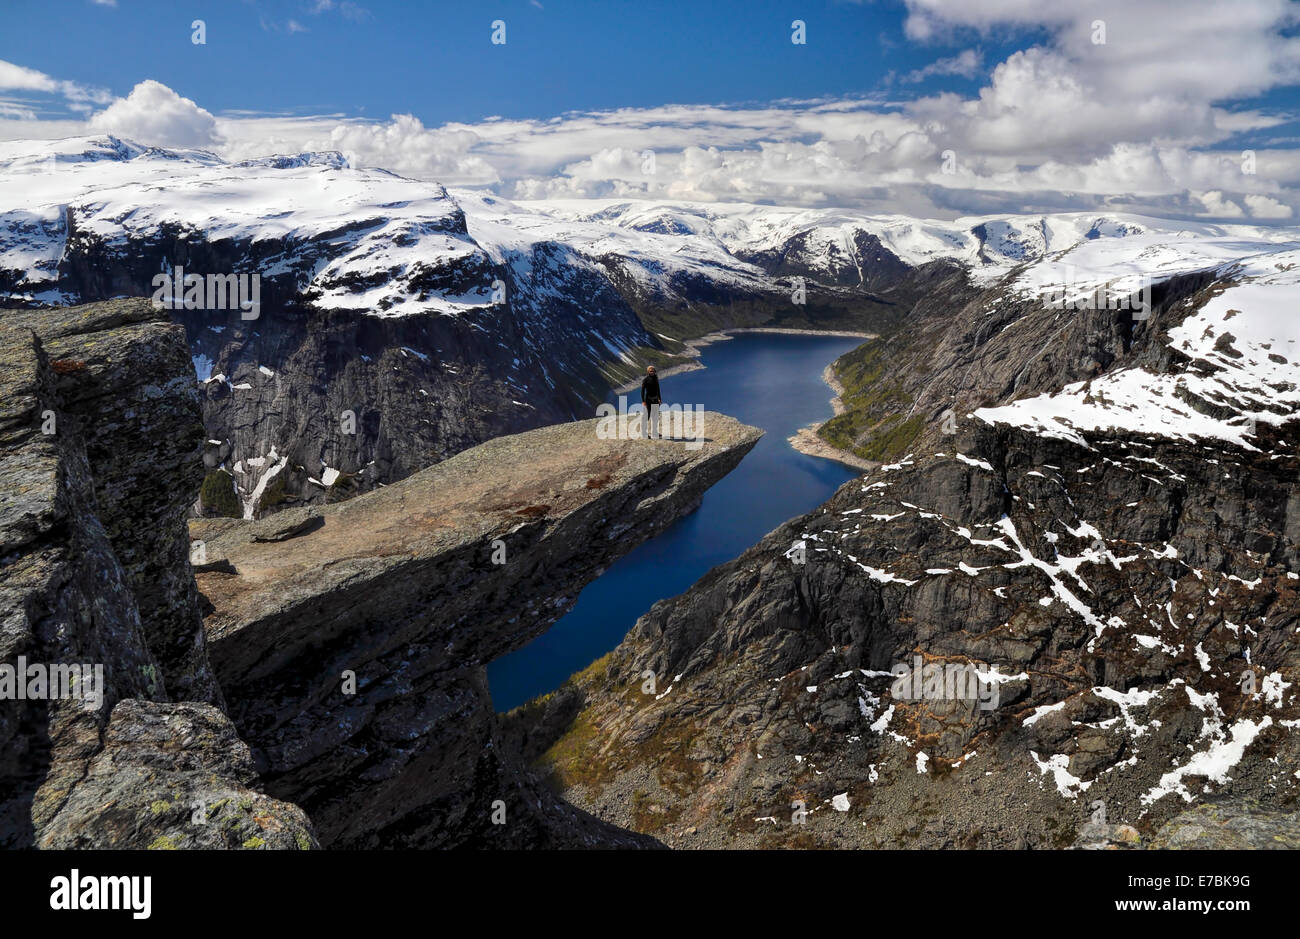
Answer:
[
  {"left": 2, "top": 0, "right": 1300, "bottom": 221},
  {"left": 1, "top": 0, "right": 1007, "bottom": 122}
]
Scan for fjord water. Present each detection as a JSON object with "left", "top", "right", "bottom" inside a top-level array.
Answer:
[{"left": 487, "top": 332, "right": 864, "bottom": 711}]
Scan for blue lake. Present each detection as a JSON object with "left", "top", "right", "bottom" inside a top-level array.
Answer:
[{"left": 486, "top": 331, "right": 865, "bottom": 711}]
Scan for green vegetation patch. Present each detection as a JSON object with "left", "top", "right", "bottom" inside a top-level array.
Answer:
[
  {"left": 817, "top": 337, "right": 924, "bottom": 462},
  {"left": 199, "top": 469, "right": 242, "bottom": 518}
]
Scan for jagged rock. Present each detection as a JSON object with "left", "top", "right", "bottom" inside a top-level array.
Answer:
[
  {"left": 38, "top": 700, "right": 316, "bottom": 850},
  {"left": 0, "top": 300, "right": 314, "bottom": 849},
  {"left": 3, "top": 301, "right": 219, "bottom": 703},
  {"left": 194, "top": 410, "right": 762, "bottom": 847},
  {"left": 1149, "top": 800, "right": 1300, "bottom": 849}
]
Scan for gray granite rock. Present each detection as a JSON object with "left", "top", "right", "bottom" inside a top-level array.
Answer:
[{"left": 0, "top": 300, "right": 315, "bottom": 849}]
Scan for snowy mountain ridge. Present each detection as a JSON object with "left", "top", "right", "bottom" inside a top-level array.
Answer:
[{"left": 5, "top": 134, "right": 1299, "bottom": 316}]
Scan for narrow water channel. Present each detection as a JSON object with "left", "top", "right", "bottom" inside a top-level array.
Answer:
[{"left": 486, "top": 332, "right": 866, "bottom": 711}]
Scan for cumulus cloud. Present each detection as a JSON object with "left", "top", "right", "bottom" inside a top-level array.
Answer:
[
  {"left": 88, "top": 80, "right": 220, "bottom": 149},
  {"left": 1197, "top": 190, "right": 1246, "bottom": 218},
  {"left": 1244, "top": 193, "right": 1294, "bottom": 218},
  {"left": 320, "top": 113, "right": 497, "bottom": 182},
  {"left": 4, "top": 0, "right": 1300, "bottom": 222}
]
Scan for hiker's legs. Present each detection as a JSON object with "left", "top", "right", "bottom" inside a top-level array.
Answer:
[{"left": 649, "top": 403, "right": 659, "bottom": 438}]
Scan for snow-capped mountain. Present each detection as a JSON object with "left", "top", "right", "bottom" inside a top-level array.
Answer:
[
  {"left": 7, "top": 135, "right": 1296, "bottom": 316},
  {"left": 4, "top": 134, "right": 1300, "bottom": 518},
  {"left": 980, "top": 238, "right": 1300, "bottom": 449},
  {"left": 520, "top": 197, "right": 1299, "bottom": 285},
  {"left": 8, "top": 135, "right": 1300, "bottom": 851}
]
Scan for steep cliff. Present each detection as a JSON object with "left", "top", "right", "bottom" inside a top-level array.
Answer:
[
  {"left": 0, "top": 300, "right": 315, "bottom": 849},
  {"left": 192, "top": 411, "right": 762, "bottom": 847}
]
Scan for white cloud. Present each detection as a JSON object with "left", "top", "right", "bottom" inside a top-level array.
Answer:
[
  {"left": 902, "top": 49, "right": 983, "bottom": 82},
  {"left": 1197, "top": 190, "right": 1245, "bottom": 217},
  {"left": 1245, "top": 193, "right": 1294, "bottom": 218},
  {"left": 88, "top": 80, "right": 221, "bottom": 149},
  {"left": 0, "top": 59, "right": 111, "bottom": 111},
  {"left": 0, "top": 60, "right": 63, "bottom": 93},
  {"left": 309, "top": 0, "right": 372, "bottom": 22},
  {"left": 15, "top": 86, "right": 1297, "bottom": 221},
  {"left": 246, "top": 112, "right": 499, "bottom": 183}
]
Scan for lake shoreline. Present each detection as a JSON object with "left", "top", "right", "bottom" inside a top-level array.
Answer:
[
  {"left": 614, "top": 327, "right": 879, "bottom": 472},
  {"left": 493, "top": 331, "right": 868, "bottom": 710},
  {"left": 612, "top": 326, "right": 876, "bottom": 394},
  {"left": 787, "top": 362, "right": 880, "bottom": 472}
]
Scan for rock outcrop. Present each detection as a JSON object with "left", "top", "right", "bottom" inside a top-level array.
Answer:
[
  {"left": 0, "top": 299, "right": 315, "bottom": 848},
  {"left": 1149, "top": 799, "right": 1300, "bottom": 850},
  {"left": 192, "top": 411, "right": 762, "bottom": 847}
]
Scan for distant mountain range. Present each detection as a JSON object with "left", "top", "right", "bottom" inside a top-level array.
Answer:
[{"left": 3, "top": 134, "right": 1299, "bottom": 518}]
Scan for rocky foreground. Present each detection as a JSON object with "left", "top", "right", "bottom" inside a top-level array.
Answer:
[
  {"left": 0, "top": 298, "right": 761, "bottom": 848},
  {"left": 0, "top": 301, "right": 313, "bottom": 848}
]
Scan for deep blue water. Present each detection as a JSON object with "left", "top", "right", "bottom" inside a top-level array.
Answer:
[{"left": 486, "top": 332, "right": 864, "bottom": 711}]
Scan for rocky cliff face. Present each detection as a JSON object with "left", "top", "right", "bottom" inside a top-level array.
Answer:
[
  {"left": 534, "top": 419, "right": 1299, "bottom": 847},
  {"left": 0, "top": 300, "right": 315, "bottom": 849},
  {"left": 191, "top": 411, "right": 762, "bottom": 847},
  {"left": 530, "top": 238, "right": 1300, "bottom": 849},
  {"left": 0, "top": 297, "right": 763, "bottom": 850}
]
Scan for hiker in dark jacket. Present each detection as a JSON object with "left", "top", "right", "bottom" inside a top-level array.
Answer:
[{"left": 640, "top": 366, "right": 661, "bottom": 439}]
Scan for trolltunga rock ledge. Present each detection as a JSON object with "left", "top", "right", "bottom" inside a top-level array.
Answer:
[{"left": 192, "top": 411, "right": 762, "bottom": 847}]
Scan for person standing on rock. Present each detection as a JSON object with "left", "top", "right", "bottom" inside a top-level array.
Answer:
[{"left": 640, "top": 365, "right": 662, "bottom": 439}]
